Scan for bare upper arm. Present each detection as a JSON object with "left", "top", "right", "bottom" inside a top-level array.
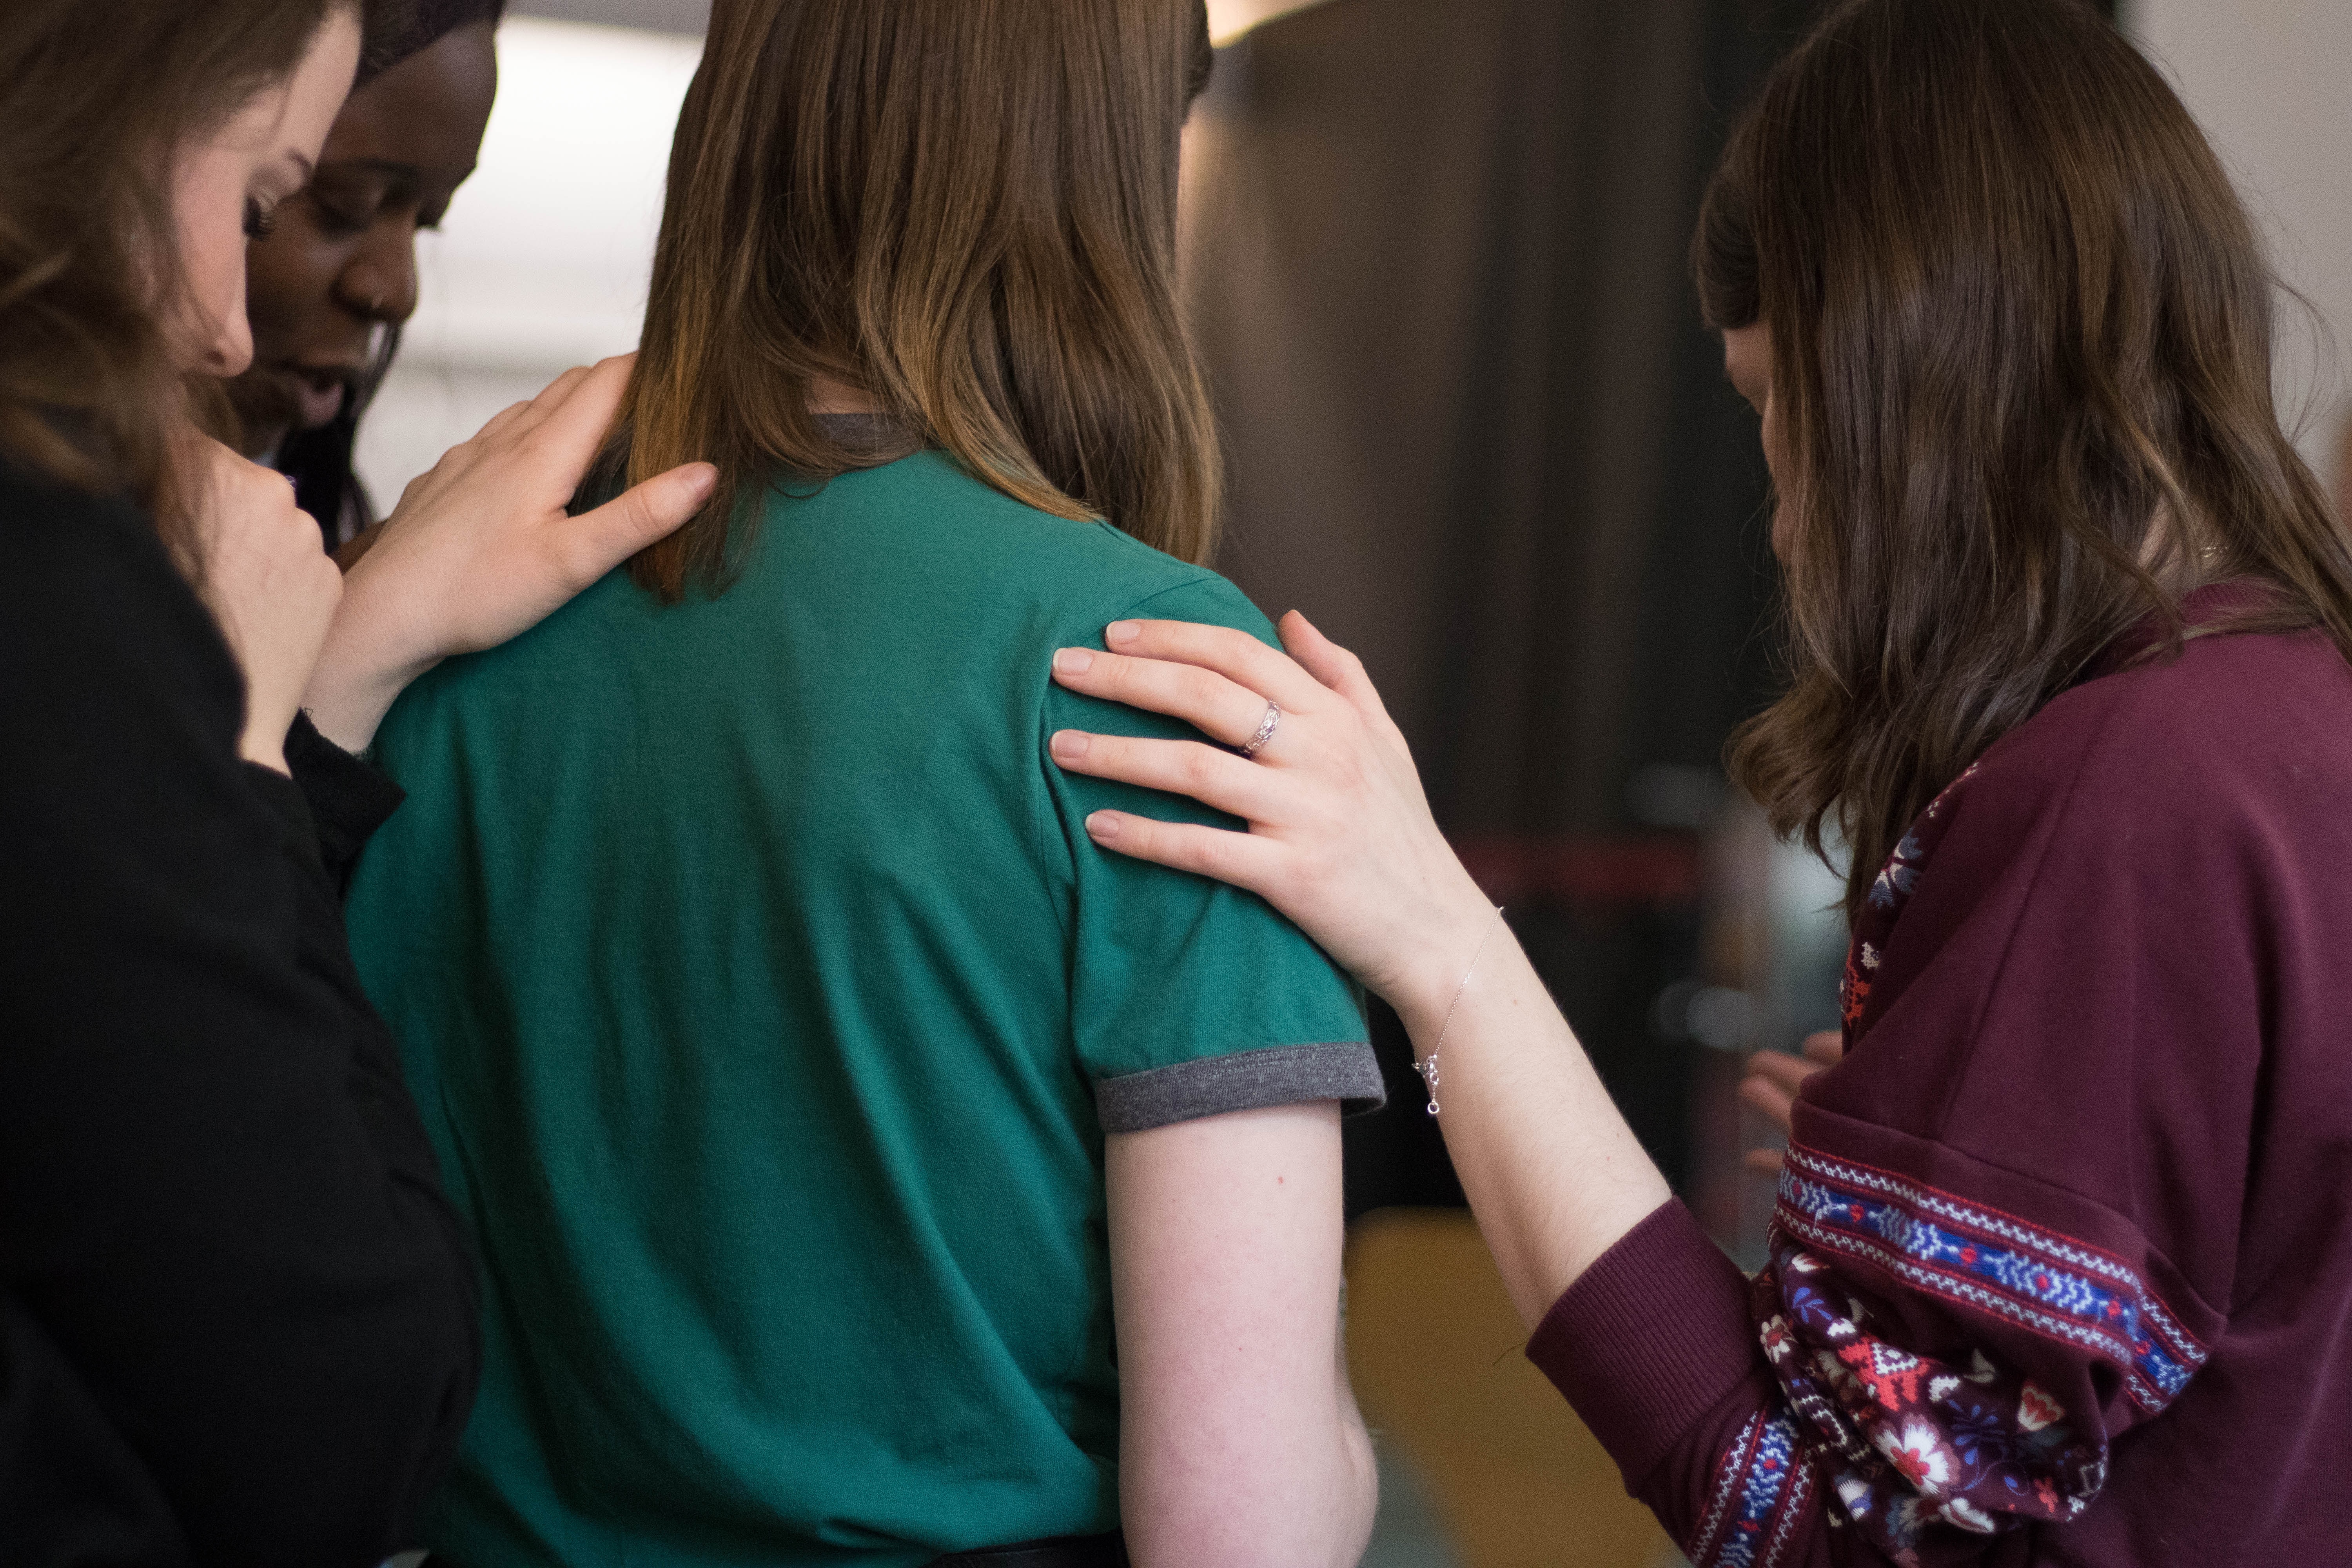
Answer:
[{"left": 1105, "top": 1100, "right": 1374, "bottom": 1567}]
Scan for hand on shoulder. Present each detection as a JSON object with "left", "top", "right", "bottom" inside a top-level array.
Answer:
[
  {"left": 1047, "top": 610, "right": 1498, "bottom": 1027},
  {"left": 303, "top": 355, "right": 716, "bottom": 753}
]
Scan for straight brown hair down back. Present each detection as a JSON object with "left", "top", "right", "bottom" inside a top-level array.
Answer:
[
  {"left": 0, "top": 0, "right": 388, "bottom": 538},
  {"left": 621, "top": 0, "right": 1221, "bottom": 599},
  {"left": 1700, "top": 0, "right": 2352, "bottom": 917}
]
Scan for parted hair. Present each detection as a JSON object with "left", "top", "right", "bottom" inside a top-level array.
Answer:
[
  {"left": 1699, "top": 0, "right": 2352, "bottom": 917},
  {"left": 0, "top": 0, "right": 392, "bottom": 537},
  {"left": 618, "top": 0, "right": 1221, "bottom": 599}
]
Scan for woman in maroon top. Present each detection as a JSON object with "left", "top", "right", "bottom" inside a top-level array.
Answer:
[{"left": 1036, "top": 0, "right": 2352, "bottom": 1561}]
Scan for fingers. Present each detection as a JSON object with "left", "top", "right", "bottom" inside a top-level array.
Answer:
[
  {"left": 1076, "top": 809, "right": 1280, "bottom": 889},
  {"left": 556, "top": 463, "right": 717, "bottom": 587},
  {"left": 1051, "top": 646, "right": 1277, "bottom": 749},
  {"left": 1277, "top": 611, "right": 1372, "bottom": 708},
  {"left": 495, "top": 363, "right": 598, "bottom": 445},
  {"left": 1100, "top": 618, "right": 1333, "bottom": 714},
  {"left": 472, "top": 395, "right": 548, "bottom": 448},
  {"left": 1048, "top": 729, "right": 1283, "bottom": 822},
  {"left": 521, "top": 354, "right": 638, "bottom": 473},
  {"left": 1743, "top": 1038, "right": 1838, "bottom": 1171},
  {"left": 1736, "top": 1072, "right": 1798, "bottom": 1130},
  {"left": 1278, "top": 611, "right": 1411, "bottom": 754},
  {"left": 1742, "top": 1049, "right": 1819, "bottom": 1099}
]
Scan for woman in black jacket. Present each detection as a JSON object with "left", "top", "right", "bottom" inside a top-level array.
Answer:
[{"left": 0, "top": 2, "right": 713, "bottom": 1562}]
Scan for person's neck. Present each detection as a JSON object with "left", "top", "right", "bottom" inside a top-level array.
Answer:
[{"left": 808, "top": 373, "right": 882, "bottom": 416}]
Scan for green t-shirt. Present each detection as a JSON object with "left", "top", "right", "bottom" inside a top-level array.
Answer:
[{"left": 345, "top": 449, "right": 1377, "bottom": 1566}]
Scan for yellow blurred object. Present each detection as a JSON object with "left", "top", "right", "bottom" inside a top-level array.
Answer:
[
  {"left": 1203, "top": 0, "right": 1335, "bottom": 45},
  {"left": 1347, "top": 1209, "right": 1682, "bottom": 1568}
]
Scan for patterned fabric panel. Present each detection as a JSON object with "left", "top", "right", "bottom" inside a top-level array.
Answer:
[
  {"left": 1756, "top": 1243, "right": 2105, "bottom": 1563},
  {"left": 1742, "top": 1150, "right": 2212, "bottom": 1564},
  {"left": 1841, "top": 764, "right": 1978, "bottom": 1042},
  {"left": 1776, "top": 1148, "right": 2207, "bottom": 1413},
  {"left": 1687, "top": 1408, "right": 1818, "bottom": 1568}
]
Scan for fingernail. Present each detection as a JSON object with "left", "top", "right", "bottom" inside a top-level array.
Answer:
[
  {"left": 1053, "top": 648, "right": 1093, "bottom": 677},
  {"left": 1106, "top": 621, "right": 1140, "bottom": 646},
  {"left": 1050, "top": 730, "right": 1091, "bottom": 760},
  {"left": 1086, "top": 811, "right": 1120, "bottom": 840},
  {"left": 681, "top": 463, "right": 718, "bottom": 499}
]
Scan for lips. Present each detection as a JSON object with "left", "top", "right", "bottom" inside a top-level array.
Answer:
[{"left": 259, "top": 362, "right": 362, "bottom": 433}]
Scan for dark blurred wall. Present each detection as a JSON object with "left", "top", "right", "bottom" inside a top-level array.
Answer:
[{"left": 1182, "top": 0, "right": 1829, "bottom": 1216}]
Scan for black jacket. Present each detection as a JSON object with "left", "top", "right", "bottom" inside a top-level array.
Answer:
[{"left": 0, "top": 461, "right": 477, "bottom": 1566}]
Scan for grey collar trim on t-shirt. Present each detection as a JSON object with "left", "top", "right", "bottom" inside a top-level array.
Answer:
[{"left": 1095, "top": 1041, "right": 1386, "bottom": 1134}]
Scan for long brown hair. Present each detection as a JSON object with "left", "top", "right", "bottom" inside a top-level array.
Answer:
[
  {"left": 619, "top": 0, "right": 1221, "bottom": 600},
  {"left": 0, "top": 0, "right": 385, "bottom": 534},
  {"left": 1700, "top": 0, "right": 2352, "bottom": 916}
]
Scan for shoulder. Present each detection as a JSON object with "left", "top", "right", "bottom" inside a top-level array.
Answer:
[
  {"left": 1966, "top": 626, "right": 2352, "bottom": 852},
  {"left": 1869, "top": 625, "right": 2352, "bottom": 952},
  {"left": 796, "top": 451, "right": 1268, "bottom": 639},
  {"left": 2, "top": 459, "right": 172, "bottom": 595},
  {"left": 0, "top": 460, "right": 239, "bottom": 727},
  {"left": 1841, "top": 626, "right": 2352, "bottom": 1050}
]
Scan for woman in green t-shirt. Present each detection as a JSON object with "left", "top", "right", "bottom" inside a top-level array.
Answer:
[{"left": 340, "top": 2, "right": 1382, "bottom": 1564}]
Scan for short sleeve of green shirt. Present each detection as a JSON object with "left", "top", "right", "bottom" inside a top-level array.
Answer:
[{"left": 1039, "top": 571, "right": 1381, "bottom": 1133}]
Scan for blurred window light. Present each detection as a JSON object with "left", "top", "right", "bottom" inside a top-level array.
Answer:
[
  {"left": 2129, "top": 0, "right": 2352, "bottom": 479},
  {"left": 403, "top": 16, "right": 698, "bottom": 376}
]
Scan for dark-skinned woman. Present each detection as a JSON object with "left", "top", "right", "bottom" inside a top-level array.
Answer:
[
  {"left": 229, "top": 0, "right": 504, "bottom": 544},
  {"left": 0, "top": 0, "right": 711, "bottom": 1559}
]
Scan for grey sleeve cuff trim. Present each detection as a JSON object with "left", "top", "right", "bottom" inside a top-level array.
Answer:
[{"left": 1095, "top": 1042, "right": 1387, "bottom": 1134}]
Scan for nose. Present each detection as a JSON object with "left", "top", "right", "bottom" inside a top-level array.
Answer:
[
  {"left": 199, "top": 277, "right": 256, "bottom": 377},
  {"left": 334, "top": 216, "right": 422, "bottom": 325}
]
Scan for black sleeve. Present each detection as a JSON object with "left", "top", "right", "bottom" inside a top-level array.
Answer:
[
  {"left": 0, "top": 470, "right": 478, "bottom": 1566},
  {"left": 0, "top": 1289, "right": 191, "bottom": 1568},
  {"left": 285, "top": 711, "right": 406, "bottom": 896}
]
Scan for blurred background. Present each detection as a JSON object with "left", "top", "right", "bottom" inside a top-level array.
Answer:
[{"left": 360, "top": 2, "right": 2352, "bottom": 1562}]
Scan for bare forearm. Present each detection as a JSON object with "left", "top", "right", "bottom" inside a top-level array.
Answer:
[
  {"left": 1123, "top": 1399, "right": 1376, "bottom": 1568},
  {"left": 1396, "top": 921, "right": 1675, "bottom": 1329}
]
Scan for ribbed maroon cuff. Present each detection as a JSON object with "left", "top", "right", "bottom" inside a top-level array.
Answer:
[{"left": 1524, "top": 1200, "right": 1765, "bottom": 1491}]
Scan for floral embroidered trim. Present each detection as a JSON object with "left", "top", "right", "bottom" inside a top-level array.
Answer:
[
  {"left": 1865, "top": 830, "right": 1928, "bottom": 910},
  {"left": 1844, "top": 761, "right": 1980, "bottom": 1043},
  {"left": 1760, "top": 1240, "right": 2107, "bottom": 1564},
  {"left": 1689, "top": 1408, "right": 1817, "bottom": 1568},
  {"left": 1774, "top": 1147, "right": 2207, "bottom": 1414}
]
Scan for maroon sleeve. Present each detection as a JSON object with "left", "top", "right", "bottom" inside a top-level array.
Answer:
[
  {"left": 1529, "top": 1202, "right": 1843, "bottom": 1566},
  {"left": 1754, "top": 666, "right": 2254, "bottom": 1560},
  {"left": 1524, "top": 633, "right": 2313, "bottom": 1568}
]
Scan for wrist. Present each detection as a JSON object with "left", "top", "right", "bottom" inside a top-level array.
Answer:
[
  {"left": 303, "top": 563, "right": 436, "bottom": 753},
  {"left": 1387, "top": 891, "right": 1508, "bottom": 1044},
  {"left": 301, "top": 632, "right": 428, "bottom": 753},
  {"left": 237, "top": 728, "right": 291, "bottom": 776}
]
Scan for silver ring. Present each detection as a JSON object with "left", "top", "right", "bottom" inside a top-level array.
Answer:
[
  {"left": 282, "top": 473, "right": 299, "bottom": 490},
  {"left": 1238, "top": 701, "right": 1281, "bottom": 759}
]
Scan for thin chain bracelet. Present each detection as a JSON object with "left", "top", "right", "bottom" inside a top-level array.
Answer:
[{"left": 1414, "top": 906, "right": 1505, "bottom": 1117}]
